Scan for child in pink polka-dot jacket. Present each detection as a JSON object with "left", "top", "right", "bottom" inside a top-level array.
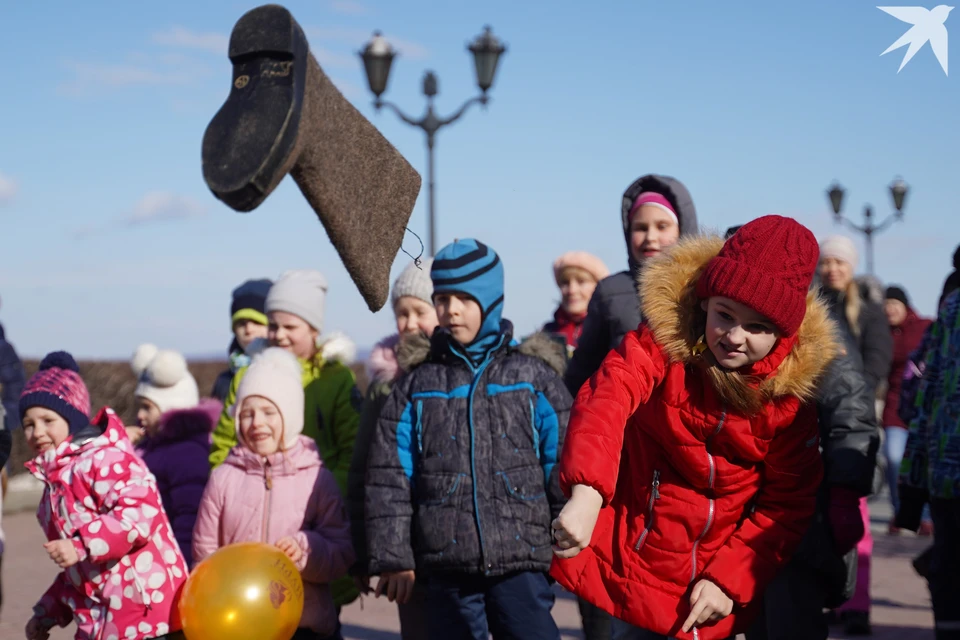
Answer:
[{"left": 21, "top": 352, "right": 188, "bottom": 640}]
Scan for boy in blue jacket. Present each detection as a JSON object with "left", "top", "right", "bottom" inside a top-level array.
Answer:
[{"left": 365, "top": 239, "right": 571, "bottom": 640}]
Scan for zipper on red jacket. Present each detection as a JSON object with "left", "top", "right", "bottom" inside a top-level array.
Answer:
[
  {"left": 261, "top": 460, "right": 273, "bottom": 543},
  {"left": 690, "top": 411, "right": 726, "bottom": 640},
  {"left": 634, "top": 470, "right": 660, "bottom": 551}
]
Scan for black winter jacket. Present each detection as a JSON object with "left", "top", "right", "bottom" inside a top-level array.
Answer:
[
  {"left": 365, "top": 324, "right": 571, "bottom": 578},
  {"left": 564, "top": 174, "right": 698, "bottom": 395},
  {"left": 822, "top": 283, "right": 893, "bottom": 396},
  {"left": 791, "top": 345, "right": 880, "bottom": 607}
]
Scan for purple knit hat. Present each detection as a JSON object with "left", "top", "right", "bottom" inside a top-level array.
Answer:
[{"left": 20, "top": 351, "right": 91, "bottom": 434}]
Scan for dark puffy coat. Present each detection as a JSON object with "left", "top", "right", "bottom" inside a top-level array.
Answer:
[
  {"left": 564, "top": 174, "right": 698, "bottom": 395},
  {"left": 137, "top": 399, "right": 220, "bottom": 567},
  {"left": 0, "top": 322, "right": 25, "bottom": 434},
  {"left": 365, "top": 324, "right": 570, "bottom": 578},
  {"left": 788, "top": 344, "right": 880, "bottom": 607}
]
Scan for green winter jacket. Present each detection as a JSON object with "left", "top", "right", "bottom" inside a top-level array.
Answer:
[{"left": 208, "top": 341, "right": 362, "bottom": 606}]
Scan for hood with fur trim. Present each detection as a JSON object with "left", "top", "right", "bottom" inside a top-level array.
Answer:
[
  {"left": 246, "top": 330, "right": 357, "bottom": 366},
  {"left": 139, "top": 398, "right": 221, "bottom": 451},
  {"left": 639, "top": 235, "right": 839, "bottom": 410},
  {"left": 398, "top": 328, "right": 566, "bottom": 376},
  {"left": 367, "top": 334, "right": 401, "bottom": 383}
]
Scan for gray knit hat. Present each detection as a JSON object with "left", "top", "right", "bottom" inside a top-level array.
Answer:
[
  {"left": 266, "top": 269, "right": 328, "bottom": 333},
  {"left": 391, "top": 259, "right": 434, "bottom": 308}
]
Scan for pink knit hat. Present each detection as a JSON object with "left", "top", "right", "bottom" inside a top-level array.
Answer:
[
  {"left": 19, "top": 351, "right": 91, "bottom": 434},
  {"left": 628, "top": 191, "right": 678, "bottom": 224},
  {"left": 234, "top": 347, "right": 304, "bottom": 450},
  {"left": 553, "top": 251, "right": 610, "bottom": 286}
]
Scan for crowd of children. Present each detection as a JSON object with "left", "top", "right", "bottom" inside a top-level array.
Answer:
[{"left": 4, "top": 172, "right": 960, "bottom": 640}]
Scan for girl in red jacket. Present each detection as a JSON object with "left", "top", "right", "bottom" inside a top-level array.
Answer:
[{"left": 550, "top": 216, "right": 838, "bottom": 640}]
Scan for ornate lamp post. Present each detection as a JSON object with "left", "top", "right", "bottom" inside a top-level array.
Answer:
[
  {"left": 360, "top": 27, "right": 506, "bottom": 256},
  {"left": 826, "top": 177, "right": 909, "bottom": 275}
]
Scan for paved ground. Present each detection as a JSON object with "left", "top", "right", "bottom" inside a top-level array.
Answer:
[{"left": 0, "top": 491, "right": 934, "bottom": 639}]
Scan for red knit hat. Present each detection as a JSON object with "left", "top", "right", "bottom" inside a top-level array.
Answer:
[{"left": 696, "top": 215, "right": 819, "bottom": 336}]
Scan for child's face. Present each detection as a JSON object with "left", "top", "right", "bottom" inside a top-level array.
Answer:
[
  {"left": 629, "top": 205, "right": 680, "bottom": 265},
  {"left": 703, "top": 296, "right": 780, "bottom": 370},
  {"left": 234, "top": 319, "right": 269, "bottom": 350},
  {"left": 434, "top": 293, "right": 483, "bottom": 345},
  {"left": 558, "top": 268, "right": 598, "bottom": 317},
  {"left": 23, "top": 407, "right": 71, "bottom": 455},
  {"left": 238, "top": 395, "right": 284, "bottom": 456},
  {"left": 135, "top": 397, "right": 162, "bottom": 436},
  {"left": 268, "top": 311, "right": 318, "bottom": 360},
  {"left": 394, "top": 296, "right": 439, "bottom": 337}
]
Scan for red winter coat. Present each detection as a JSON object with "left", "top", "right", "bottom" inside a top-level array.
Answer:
[
  {"left": 25, "top": 407, "right": 189, "bottom": 640},
  {"left": 551, "top": 236, "right": 836, "bottom": 640},
  {"left": 882, "top": 310, "right": 931, "bottom": 428}
]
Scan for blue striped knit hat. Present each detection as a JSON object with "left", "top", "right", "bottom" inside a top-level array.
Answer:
[{"left": 431, "top": 239, "right": 505, "bottom": 356}]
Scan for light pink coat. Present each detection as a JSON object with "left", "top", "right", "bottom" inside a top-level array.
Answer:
[{"left": 192, "top": 435, "right": 354, "bottom": 636}]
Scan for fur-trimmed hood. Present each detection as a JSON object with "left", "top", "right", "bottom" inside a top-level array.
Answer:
[
  {"left": 367, "top": 334, "right": 401, "bottom": 383},
  {"left": 246, "top": 330, "right": 357, "bottom": 366},
  {"left": 398, "top": 326, "right": 566, "bottom": 376},
  {"left": 639, "top": 235, "right": 839, "bottom": 409},
  {"left": 139, "top": 398, "right": 221, "bottom": 451}
]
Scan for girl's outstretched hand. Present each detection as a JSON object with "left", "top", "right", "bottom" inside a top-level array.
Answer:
[
  {"left": 43, "top": 539, "right": 79, "bottom": 568},
  {"left": 682, "top": 579, "right": 733, "bottom": 633},
  {"left": 275, "top": 537, "right": 304, "bottom": 565},
  {"left": 551, "top": 484, "right": 603, "bottom": 559}
]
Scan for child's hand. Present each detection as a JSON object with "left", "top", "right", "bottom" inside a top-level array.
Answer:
[
  {"left": 43, "top": 539, "right": 79, "bottom": 568},
  {"left": 551, "top": 484, "right": 603, "bottom": 559},
  {"left": 25, "top": 616, "right": 50, "bottom": 640},
  {"left": 374, "top": 570, "right": 416, "bottom": 604},
  {"left": 682, "top": 579, "right": 733, "bottom": 633},
  {"left": 275, "top": 537, "right": 303, "bottom": 564},
  {"left": 125, "top": 426, "right": 145, "bottom": 445}
]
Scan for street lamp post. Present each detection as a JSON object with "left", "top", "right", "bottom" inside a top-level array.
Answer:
[
  {"left": 359, "top": 27, "right": 506, "bottom": 256},
  {"left": 826, "top": 177, "right": 909, "bottom": 275}
]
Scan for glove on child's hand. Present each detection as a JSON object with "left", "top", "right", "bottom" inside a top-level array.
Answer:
[
  {"left": 828, "top": 487, "right": 864, "bottom": 555},
  {"left": 25, "top": 617, "right": 51, "bottom": 640},
  {"left": 552, "top": 484, "right": 603, "bottom": 559}
]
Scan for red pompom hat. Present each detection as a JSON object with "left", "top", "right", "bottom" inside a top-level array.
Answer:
[{"left": 696, "top": 215, "right": 820, "bottom": 336}]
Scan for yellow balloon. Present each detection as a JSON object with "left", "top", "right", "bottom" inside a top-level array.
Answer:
[{"left": 179, "top": 542, "right": 304, "bottom": 640}]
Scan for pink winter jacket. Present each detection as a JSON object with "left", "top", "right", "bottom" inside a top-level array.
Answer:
[
  {"left": 25, "top": 407, "right": 189, "bottom": 640},
  {"left": 192, "top": 435, "right": 354, "bottom": 636}
]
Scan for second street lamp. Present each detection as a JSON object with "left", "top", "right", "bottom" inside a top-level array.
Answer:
[
  {"left": 359, "top": 27, "right": 507, "bottom": 256},
  {"left": 826, "top": 177, "right": 909, "bottom": 275}
]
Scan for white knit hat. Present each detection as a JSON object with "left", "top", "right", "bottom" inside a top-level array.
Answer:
[
  {"left": 265, "top": 270, "right": 328, "bottom": 333},
  {"left": 234, "top": 347, "right": 304, "bottom": 450},
  {"left": 390, "top": 259, "right": 434, "bottom": 307},
  {"left": 131, "top": 344, "right": 199, "bottom": 415},
  {"left": 819, "top": 235, "right": 859, "bottom": 269}
]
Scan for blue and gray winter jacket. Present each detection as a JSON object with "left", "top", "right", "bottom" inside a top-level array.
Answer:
[
  {"left": 901, "top": 290, "right": 960, "bottom": 500},
  {"left": 364, "top": 323, "right": 571, "bottom": 577}
]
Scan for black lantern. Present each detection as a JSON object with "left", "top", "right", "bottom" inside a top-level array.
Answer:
[
  {"left": 359, "top": 31, "right": 395, "bottom": 98},
  {"left": 890, "top": 176, "right": 908, "bottom": 213},
  {"left": 827, "top": 182, "right": 845, "bottom": 218},
  {"left": 468, "top": 26, "right": 506, "bottom": 94}
]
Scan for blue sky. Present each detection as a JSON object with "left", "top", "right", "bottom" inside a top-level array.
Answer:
[{"left": 0, "top": 0, "right": 957, "bottom": 359}]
